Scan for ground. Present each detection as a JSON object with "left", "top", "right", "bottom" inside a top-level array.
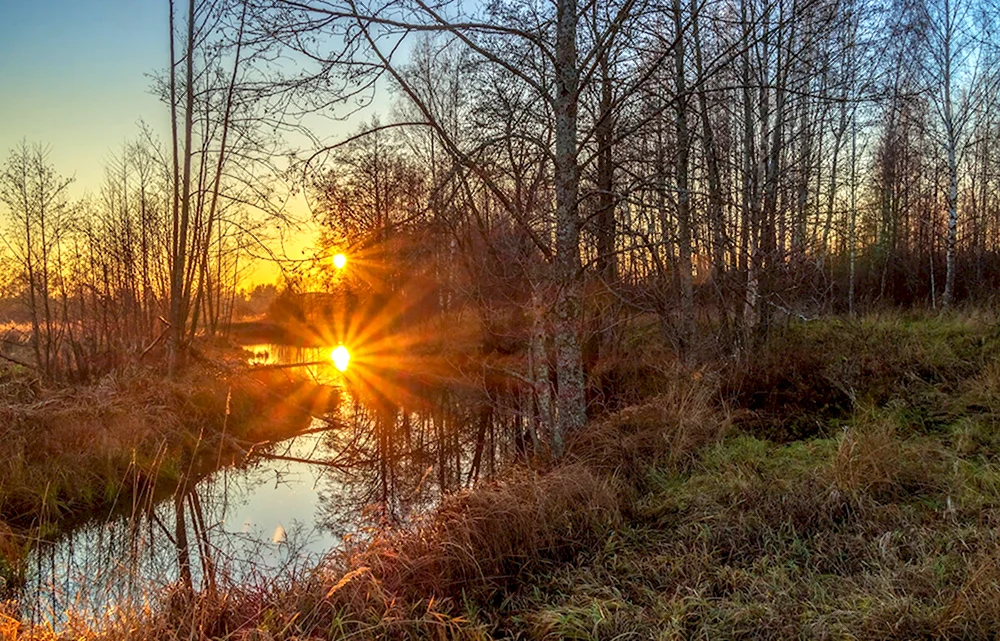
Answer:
[
  {"left": 13, "top": 310, "right": 1000, "bottom": 639},
  {"left": 505, "top": 312, "right": 1000, "bottom": 640}
]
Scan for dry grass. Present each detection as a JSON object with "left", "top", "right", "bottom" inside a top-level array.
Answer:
[
  {"left": 504, "top": 312, "right": 1000, "bottom": 640},
  {"left": 510, "top": 429, "right": 1000, "bottom": 640},
  {"left": 833, "top": 410, "right": 949, "bottom": 501},
  {"left": 571, "top": 367, "right": 730, "bottom": 486},
  {"left": 834, "top": 414, "right": 903, "bottom": 495},
  {"left": 363, "top": 464, "right": 618, "bottom": 594},
  {"left": 15, "top": 310, "right": 1000, "bottom": 640}
]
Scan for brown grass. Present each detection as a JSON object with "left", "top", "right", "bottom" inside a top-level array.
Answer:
[
  {"left": 571, "top": 367, "right": 730, "bottom": 484},
  {"left": 17, "top": 311, "right": 1000, "bottom": 640},
  {"left": 505, "top": 428, "right": 1000, "bottom": 640},
  {"left": 366, "top": 464, "right": 617, "bottom": 593},
  {"left": 834, "top": 416, "right": 902, "bottom": 496},
  {"left": 833, "top": 411, "right": 949, "bottom": 502}
]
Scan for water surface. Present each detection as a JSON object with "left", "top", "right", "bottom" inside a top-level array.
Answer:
[{"left": 21, "top": 343, "right": 525, "bottom": 625}]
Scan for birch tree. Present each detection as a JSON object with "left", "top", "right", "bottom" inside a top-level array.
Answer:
[{"left": 919, "top": 0, "right": 978, "bottom": 306}]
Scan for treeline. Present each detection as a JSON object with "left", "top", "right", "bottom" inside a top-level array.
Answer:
[
  {"left": 0, "top": 0, "right": 290, "bottom": 380},
  {"left": 0, "top": 138, "right": 250, "bottom": 380},
  {"left": 299, "top": 0, "right": 1000, "bottom": 315},
  {"left": 272, "top": 0, "right": 1000, "bottom": 452},
  {"left": 4, "top": 0, "right": 1000, "bottom": 454}
]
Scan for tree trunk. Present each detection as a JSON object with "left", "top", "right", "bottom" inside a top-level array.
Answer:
[
  {"left": 692, "top": 0, "right": 726, "bottom": 288},
  {"left": 551, "top": 0, "right": 586, "bottom": 456},
  {"left": 943, "top": 128, "right": 959, "bottom": 307},
  {"left": 673, "top": 0, "right": 694, "bottom": 349},
  {"left": 168, "top": 0, "right": 196, "bottom": 374},
  {"left": 595, "top": 50, "right": 616, "bottom": 283}
]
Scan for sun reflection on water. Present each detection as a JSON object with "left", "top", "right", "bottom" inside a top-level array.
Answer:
[{"left": 331, "top": 345, "right": 350, "bottom": 372}]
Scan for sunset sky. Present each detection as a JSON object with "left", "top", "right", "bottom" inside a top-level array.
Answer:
[{"left": 0, "top": 0, "right": 340, "bottom": 285}]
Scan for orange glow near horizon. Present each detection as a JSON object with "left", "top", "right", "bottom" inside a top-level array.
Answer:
[
  {"left": 252, "top": 236, "right": 458, "bottom": 416},
  {"left": 320, "top": 250, "right": 452, "bottom": 407}
]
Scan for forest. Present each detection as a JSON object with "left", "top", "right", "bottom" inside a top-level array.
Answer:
[{"left": 3, "top": 0, "right": 1000, "bottom": 637}]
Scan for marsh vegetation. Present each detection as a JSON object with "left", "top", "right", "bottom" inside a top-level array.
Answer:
[{"left": 6, "top": 0, "right": 1000, "bottom": 636}]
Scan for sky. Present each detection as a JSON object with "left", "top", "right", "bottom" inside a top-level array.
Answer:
[
  {"left": 0, "top": 0, "right": 342, "bottom": 285},
  {"left": 0, "top": 0, "right": 169, "bottom": 194}
]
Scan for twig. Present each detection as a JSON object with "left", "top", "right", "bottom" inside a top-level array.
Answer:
[{"left": 139, "top": 326, "right": 171, "bottom": 361}]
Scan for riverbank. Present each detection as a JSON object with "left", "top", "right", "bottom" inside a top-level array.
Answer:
[
  {"left": 0, "top": 350, "right": 335, "bottom": 592},
  {"left": 13, "top": 310, "right": 1000, "bottom": 639}
]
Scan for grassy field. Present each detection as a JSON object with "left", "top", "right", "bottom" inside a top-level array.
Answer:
[{"left": 11, "top": 310, "right": 1000, "bottom": 639}]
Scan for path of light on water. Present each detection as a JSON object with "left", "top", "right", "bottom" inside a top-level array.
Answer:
[{"left": 331, "top": 345, "right": 350, "bottom": 372}]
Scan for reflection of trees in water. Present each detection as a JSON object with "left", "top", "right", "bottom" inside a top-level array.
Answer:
[
  {"left": 314, "top": 388, "right": 527, "bottom": 534},
  {"left": 21, "top": 452, "right": 317, "bottom": 625},
  {"left": 246, "top": 343, "right": 339, "bottom": 383},
  {"left": 19, "top": 380, "right": 528, "bottom": 625}
]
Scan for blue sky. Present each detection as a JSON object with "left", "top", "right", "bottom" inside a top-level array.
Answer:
[{"left": 0, "top": 0, "right": 169, "bottom": 195}]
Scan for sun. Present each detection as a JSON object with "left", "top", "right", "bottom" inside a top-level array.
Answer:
[
  {"left": 333, "top": 253, "right": 347, "bottom": 270},
  {"left": 331, "top": 345, "right": 351, "bottom": 372}
]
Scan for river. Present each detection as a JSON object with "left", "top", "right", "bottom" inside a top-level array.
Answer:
[{"left": 17, "top": 343, "right": 526, "bottom": 626}]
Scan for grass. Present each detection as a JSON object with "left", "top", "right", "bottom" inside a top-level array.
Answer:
[
  {"left": 512, "top": 428, "right": 1000, "bottom": 639},
  {"left": 723, "top": 309, "right": 1000, "bottom": 439},
  {"left": 12, "top": 308, "right": 1000, "bottom": 639},
  {"left": 509, "top": 310, "right": 1000, "bottom": 640}
]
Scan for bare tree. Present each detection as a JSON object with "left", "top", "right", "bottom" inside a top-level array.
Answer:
[
  {"left": 0, "top": 142, "right": 75, "bottom": 378},
  {"left": 919, "top": 0, "right": 979, "bottom": 306}
]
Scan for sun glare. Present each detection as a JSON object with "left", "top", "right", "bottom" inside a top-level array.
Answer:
[
  {"left": 331, "top": 345, "right": 351, "bottom": 372},
  {"left": 333, "top": 253, "right": 347, "bottom": 269}
]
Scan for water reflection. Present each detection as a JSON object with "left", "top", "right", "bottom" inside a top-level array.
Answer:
[
  {"left": 18, "top": 344, "right": 529, "bottom": 626},
  {"left": 316, "top": 393, "right": 523, "bottom": 531},
  {"left": 25, "top": 430, "right": 339, "bottom": 624}
]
